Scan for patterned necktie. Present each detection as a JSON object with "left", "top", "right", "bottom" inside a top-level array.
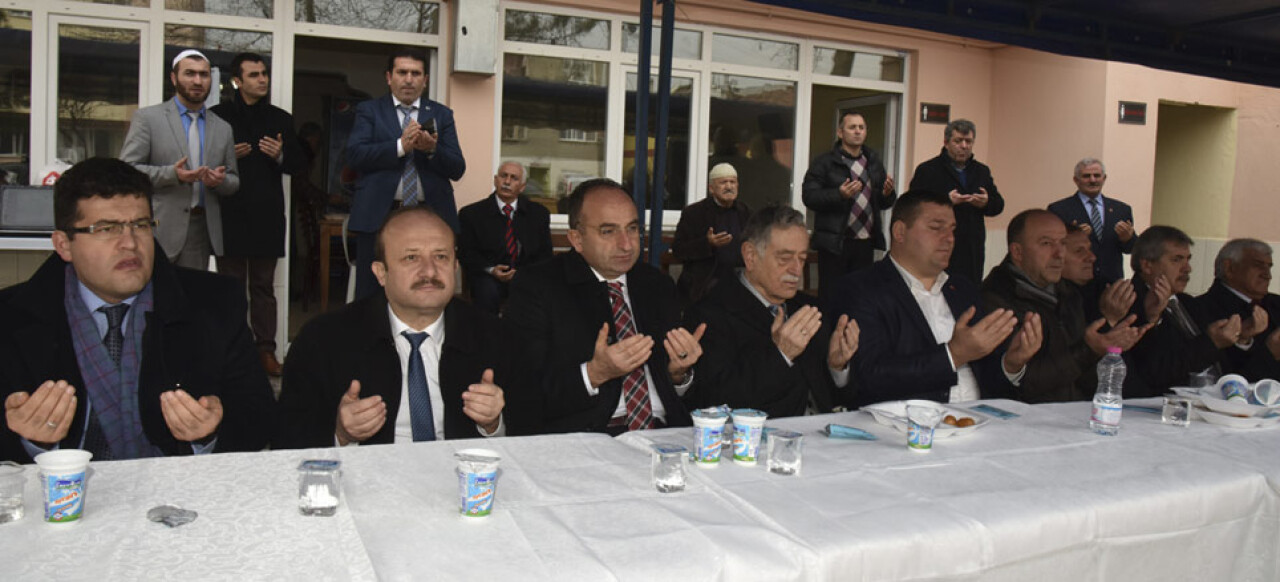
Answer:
[
  {"left": 99, "top": 303, "right": 130, "bottom": 366},
  {"left": 402, "top": 331, "right": 436, "bottom": 441},
  {"left": 847, "top": 156, "right": 872, "bottom": 240},
  {"left": 398, "top": 105, "right": 422, "bottom": 207},
  {"left": 186, "top": 110, "right": 204, "bottom": 208},
  {"left": 607, "top": 282, "right": 652, "bottom": 431},
  {"left": 503, "top": 204, "right": 518, "bottom": 264},
  {"left": 1088, "top": 198, "right": 1104, "bottom": 241}
]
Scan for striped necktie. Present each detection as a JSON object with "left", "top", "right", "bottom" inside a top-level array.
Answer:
[
  {"left": 398, "top": 105, "right": 422, "bottom": 206},
  {"left": 607, "top": 282, "right": 652, "bottom": 431},
  {"left": 503, "top": 203, "right": 518, "bottom": 263}
]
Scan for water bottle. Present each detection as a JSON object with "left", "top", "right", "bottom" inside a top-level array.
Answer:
[{"left": 1090, "top": 347, "right": 1126, "bottom": 436}]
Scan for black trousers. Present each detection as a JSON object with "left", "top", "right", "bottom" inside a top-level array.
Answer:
[{"left": 817, "top": 237, "right": 874, "bottom": 308}]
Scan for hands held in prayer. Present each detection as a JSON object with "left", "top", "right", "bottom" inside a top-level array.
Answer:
[
  {"left": 172, "top": 157, "right": 226, "bottom": 188},
  {"left": 336, "top": 380, "right": 385, "bottom": 446},
  {"left": 463, "top": 369, "right": 504, "bottom": 434},
  {"left": 947, "top": 187, "right": 989, "bottom": 208},
  {"left": 401, "top": 120, "right": 437, "bottom": 154},
  {"left": 948, "top": 307, "right": 1017, "bottom": 367},
  {"left": 1002, "top": 312, "right": 1043, "bottom": 374},
  {"left": 5, "top": 380, "right": 77, "bottom": 445},
  {"left": 1239, "top": 305, "right": 1270, "bottom": 343},
  {"left": 827, "top": 314, "right": 860, "bottom": 371},
  {"left": 772, "top": 305, "right": 822, "bottom": 362},
  {"left": 160, "top": 389, "right": 222, "bottom": 442},
  {"left": 258, "top": 133, "right": 283, "bottom": 160},
  {"left": 1099, "top": 279, "right": 1137, "bottom": 326},
  {"left": 664, "top": 324, "right": 706, "bottom": 384},
  {"left": 234, "top": 143, "right": 252, "bottom": 159},
  {"left": 586, "top": 323, "right": 654, "bottom": 387},
  {"left": 706, "top": 228, "right": 733, "bottom": 248},
  {"left": 1267, "top": 328, "right": 1280, "bottom": 360},
  {"left": 882, "top": 175, "right": 895, "bottom": 197},
  {"left": 1206, "top": 315, "right": 1243, "bottom": 349},
  {"left": 491, "top": 264, "right": 516, "bottom": 283},
  {"left": 1143, "top": 274, "right": 1173, "bottom": 325},
  {"left": 839, "top": 178, "right": 864, "bottom": 199},
  {"left": 1114, "top": 220, "right": 1135, "bottom": 243},
  {"left": 1085, "top": 314, "right": 1150, "bottom": 355}
]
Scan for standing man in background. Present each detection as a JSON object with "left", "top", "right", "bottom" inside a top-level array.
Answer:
[
  {"left": 458, "top": 162, "right": 552, "bottom": 314},
  {"left": 120, "top": 49, "right": 239, "bottom": 269},
  {"left": 672, "top": 163, "right": 751, "bottom": 307},
  {"left": 347, "top": 46, "right": 466, "bottom": 301},
  {"left": 210, "top": 52, "right": 300, "bottom": 377},
  {"left": 1048, "top": 158, "right": 1135, "bottom": 285}
]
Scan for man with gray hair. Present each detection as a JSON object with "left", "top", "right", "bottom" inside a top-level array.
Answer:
[
  {"left": 1048, "top": 158, "right": 1135, "bottom": 284},
  {"left": 672, "top": 162, "right": 751, "bottom": 306},
  {"left": 908, "top": 119, "right": 1003, "bottom": 284},
  {"left": 458, "top": 161, "right": 552, "bottom": 314},
  {"left": 684, "top": 205, "right": 859, "bottom": 416},
  {"left": 1195, "top": 238, "right": 1279, "bottom": 380}
]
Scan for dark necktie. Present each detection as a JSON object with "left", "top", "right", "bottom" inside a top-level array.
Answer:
[
  {"left": 1166, "top": 296, "right": 1200, "bottom": 338},
  {"left": 607, "top": 282, "right": 652, "bottom": 431},
  {"left": 402, "top": 331, "right": 436, "bottom": 441},
  {"left": 99, "top": 303, "right": 130, "bottom": 366},
  {"left": 398, "top": 105, "right": 421, "bottom": 206},
  {"left": 1088, "top": 198, "right": 1104, "bottom": 241},
  {"left": 503, "top": 203, "right": 518, "bottom": 263}
]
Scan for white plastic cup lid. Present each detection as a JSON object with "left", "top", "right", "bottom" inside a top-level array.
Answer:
[{"left": 34, "top": 449, "right": 92, "bottom": 473}]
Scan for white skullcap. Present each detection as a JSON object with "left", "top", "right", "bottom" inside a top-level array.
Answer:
[
  {"left": 708, "top": 163, "right": 737, "bottom": 180},
  {"left": 171, "top": 49, "right": 209, "bottom": 69}
]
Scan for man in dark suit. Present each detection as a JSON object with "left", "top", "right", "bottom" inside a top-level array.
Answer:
[
  {"left": 831, "top": 190, "right": 1037, "bottom": 407},
  {"left": 672, "top": 163, "right": 751, "bottom": 306},
  {"left": 908, "top": 119, "right": 1003, "bottom": 284},
  {"left": 347, "top": 46, "right": 466, "bottom": 301},
  {"left": 802, "top": 111, "right": 896, "bottom": 304},
  {"left": 684, "top": 205, "right": 859, "bottom": 417},
  {"left": 276, "top": 206, "right": 512, "bottom": 448},
  {"left": 505, "top": 179, "right": 705, "bottom": 434},
  {"left": 1047, "top": 158, "right": 1135, "bottom": 285},
  {"left": 458, "top": 161, "right": 552, "bottom": 315},
  {"left": 0, "top": 158, "right": 274, "bottom": 463},
  {"left": 1194, "top": 239, "right": 1280, "bottom": 381}
]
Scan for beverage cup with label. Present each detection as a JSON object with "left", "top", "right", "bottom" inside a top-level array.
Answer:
[
  {"left": 690, "top": 408, "right": 728, "bottom": 466},
  {"left": 906, "top": 402, "right": 944, "bottom": 452},
  {"left": 1218, "top": 374, "right": 1251, "bottom": 403},
  {"left": 34, "top": 449, "right": 92, "bottom": 524},
  {"left": 730, "top": 409, "right": 768, "bottom": 465},
  {"left": 455, "top": 449, "right": 501, "bottom": 518}
]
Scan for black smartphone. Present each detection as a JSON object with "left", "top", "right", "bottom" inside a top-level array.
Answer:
[{"left": 422, "top": 117, "right": 437, "bottom": 135}]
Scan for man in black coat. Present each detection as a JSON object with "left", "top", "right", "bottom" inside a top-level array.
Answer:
[
  {"left": 276, "top": 207, "right": 513, "bottom": 448},
  {"left": 1047, "top": 158, "right": 1136, "bottom": 285},
  {"left": 505, "top": 179, "right": 705, "bottom": 434},
  {"left": 1195, "top": 239, "right": 1280, "bottom": 381},
  {"left": 672, "top": 163, "right": 751, "bottom": 306},
  {"left": 831, "top": 190, "right": 1037, "bottom": 407},
  {"left": 802, "top": 111, "right": 896, "bottom": 304},
  {"left": 209, "top": 52, "right": 302, "bottom": 376},
  {"left": 458, "top": 161, "right": 552, "bottom": 314},
  {"left": 684, "top": 205, "right": 858, "bottom": 416},
  {"left": 908, "top": 119, "right": 1003, "bottom": 284},
  {"left": 0, "top": 158, "right": 275, "bottom": 463}
]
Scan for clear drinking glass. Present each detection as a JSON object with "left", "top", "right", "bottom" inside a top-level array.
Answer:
[
  {"left": 1161, "top": 396, "right": 1192, "bottom": 427},
  {"left": 651, "top": 444, "right": 688, "bottom": 493},
  {"left": 766, "top": 431, "right": 803, "bottom": 476},
  {"left": 297, "top": 460, "right": 341, "bottom": 516},
  {"left": 0, "top": 461, "right": 24, "bottom": 523}
]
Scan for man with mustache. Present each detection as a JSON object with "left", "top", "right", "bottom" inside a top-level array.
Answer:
[
  {"left": 1124, "top": 226, "right": 1242, "bottom": 396},
  {"left": 120, "top": 49, "right": 239, "bottom": 270},
  {"left": 276, "top": 206, "right": 517, "bottom": 448},
  {"left": 981, "top": 210, "right": 1147, "bottom": 403},
  {"left": 505, "top": 179, "right": 705, "bottom": 434},
  {"left": 684, "top": 205, "right": 860, "bottom": 416},
  {"left": 830, "top": 190, "right": 1038, "bottom": 406},
  {"left": 1195, "top": 239, "right": 1280, "bottom": 381},
  {"left": 458, "top": 161, "right": 552, "bottom": 314},
  {"left": 1048, "top": 158, "right": 1136, "bottom": 286},
  {"left": 672, "top": 163, "right": 752, "bottom": 307},
  {"left": 0, "top": 158, "right": 275, "bottom": 462},
  {"left": 347, "top": 46, "right": 466, "bottom": 301}
]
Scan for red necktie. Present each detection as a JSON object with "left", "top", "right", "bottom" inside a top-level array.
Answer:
[
  {"left": 607, "top": 282, "right": 652, "bottom": 431},
  {"left": 503, "top": 204, "right": 518, "bottom": 264}
]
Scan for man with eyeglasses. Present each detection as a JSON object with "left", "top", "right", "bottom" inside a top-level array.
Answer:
[
  {"left": 0, "top": 158, "right": 275, "bottom": 463},
  {"left": 505, "top": 179, "right": 705, "bottom": 434}
]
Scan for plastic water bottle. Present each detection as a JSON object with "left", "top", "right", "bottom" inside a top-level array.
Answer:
[{"left": 1090, "top": 347, "right": 1126, "bottom": 436}]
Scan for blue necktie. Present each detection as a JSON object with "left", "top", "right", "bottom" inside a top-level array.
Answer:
[
  {"left": 402, "top": 331, "right": 436, "bottom": 441},
  {"left": 1088, "top": 198, "right": 1104, "bottom": 241},
  {"left": 398, "top": 105, "right": 421, "bottom": 207}
]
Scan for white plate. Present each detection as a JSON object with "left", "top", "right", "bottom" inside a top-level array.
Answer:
[
  {"left": 861, "top": 400, "right": 990, "bottom": 438},
  {"left": 1194, "top": 406, "right": 1280, "bottom": 429},
  {"left": 1197, "top": 387, "right": 1278, "bottom": 417},
  {"left": 1170, "top": 386, "right": 1203, "bottom": 398}
]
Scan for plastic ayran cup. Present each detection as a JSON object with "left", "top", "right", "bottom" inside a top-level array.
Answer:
[
  {"left": 730, "top": 409, "right": 768, "bottom": 465},
  {"left": 455, "top": 449, "right": 500, "bottom": 518},
  {"left": 1217, "top": 374, "right": 1251, "bottom": 403},
  {"left": 1251, "top": 379, "right": 1280, "bottom": 406},
  {"left": 34, "top": 449, "right": 92, "bottom": 524},
  {"left": 691, "top": 408, "right": 728, "bottom": 466}
]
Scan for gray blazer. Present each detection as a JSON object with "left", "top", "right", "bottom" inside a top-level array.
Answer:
[{"left": 119, "top": 98, "right": 239, "bottom": 258}]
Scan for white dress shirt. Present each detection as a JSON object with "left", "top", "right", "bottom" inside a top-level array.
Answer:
[{"left": 888, "top": 257, "right": 982, "bottom": 402}]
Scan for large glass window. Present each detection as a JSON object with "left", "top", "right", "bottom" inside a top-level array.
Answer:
[
  {"left": 501, "top": 54, "right": 608, "bottom": 214},
  {"left": 813, "top": 47, "right": 904, "bottom": 82},
  {"left": 0, "top": 10, "right": 31, "bottom": 185},
  {"left": 624, "top": 72, "right": 695, "bottom": 211},
  {"left": 622, "top": 24, "right": 702, "bottom": 60},
  {"left": 164, "top": 26, "right": 273, "bottom": 105},
  {"left": 712, "top": 34, "right": 798, "bottom": 71},
  {"left": 708, "top": 73, "right": 796, "bottom": 210},
  {"left": 504, "top": 10, "right": 609, "bottom": 50},
  {"left": 56, "top": 24, "right": 140, "bottom": 164},
  {"left": 295, "top": 0, "right": 439, "bottom": 35},
  {"left": 66, "top": 0, "right": 148, "bottom": 5},
  {"left": 167, "top": 0, "right": 274, "bottom": 19}
]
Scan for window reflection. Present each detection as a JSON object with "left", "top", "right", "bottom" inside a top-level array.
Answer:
[
  {"left": 624, "top": 73, "right": 694, "bottom": 211},
  {"left": 164, "top": 25, "right": 273, "bottom": 104},
  {"left": 504, "top": 10, "right": 609, "bottom": 50},
  {"left": 712, "top": 34, "right": 798, "bottom": 71},
  {"left": 622, "top": 24, "right": 701, "bottom": 60},
  {"left": 56, "top": 24, "right": 140, "bottom": 165},
  {"left": 501, "top": 54, "right": 608, "bottom": 213},
  {"left": 168, "top": 0, "right": 274, "bottom": 19},
  {"left": 296, "top": 0, "right": 438, "bottom": 35},
  {"left": 813, "top": 47, "right": 904, "bottom": 82},
  {"left": 708, "top": 74, "right": 795, "bottom": 210},
  {"left": 0, "top": 10, "right": 31, "bottom": 185}
]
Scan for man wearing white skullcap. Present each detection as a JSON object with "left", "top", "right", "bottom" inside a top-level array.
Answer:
[{"left": 672, "top": 163, "right": 751, "bottom": 306}]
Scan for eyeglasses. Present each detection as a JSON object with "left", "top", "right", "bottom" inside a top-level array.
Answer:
[{"left": 68, "top": 218, "right": 157, "bottom": 238}]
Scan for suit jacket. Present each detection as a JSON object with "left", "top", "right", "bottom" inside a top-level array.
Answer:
[
  {"left": 671, "top": 197, "right": 750, "bottom": 305},
  {"left": 802, "top": 142, "right": 896, "bottom": 255},
  {"left": 684, "top": 275, "right": 846, "bottom": 416},
  {"left": 504, "top": 251, "right": 691, "bottom": 433},
  {"left": 831, "top": 258, "right": 1012, "bottom": 407},
  {"left": 0, "top": 253, "right": 275, "bottom": 463},
  {"left": 1124, "top": 278, "right": 1224, "bottom": 397},
  {"left": 120, "top": 98, "right": 240, "bottom": 258},
  {"left": 275, "top": 292, "right": 524, "bottom": 448},
  {"left": 1195, "top": 279, "right": 1280, "bottom": 382},
  {"left": 1048, "top": 193, "right": 1135, "bottom": 284},
  {"left": 346, "top": 94, "right": 465, "bottom": 233},
  {"left": 209, "top": 92, "right": 302, "bottom": 258},
  {"left": 458, "top": 194, "right": 553, "bottom": 278},
  {"left": 908, "top": 149, "right": 1003, "bottom": 284}
]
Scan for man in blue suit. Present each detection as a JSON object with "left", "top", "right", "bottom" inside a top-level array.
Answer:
[
  {"left": 831, "top": 190, "right": 1041, "bottom": 406},
  {"left": 347, "top": 46, "right": 466, "bottom": 301},
  {"left": 1048, "top": 158, "right": 1135, "bottom": 285}
]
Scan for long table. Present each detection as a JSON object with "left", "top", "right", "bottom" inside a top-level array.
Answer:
[{"left": 3, "top": 399, "right": 1279, "bottom": 581}]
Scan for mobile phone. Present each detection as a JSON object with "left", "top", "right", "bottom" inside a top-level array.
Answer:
[{"left": 422, "top": 117, "right": 437, "bottom": 135}]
